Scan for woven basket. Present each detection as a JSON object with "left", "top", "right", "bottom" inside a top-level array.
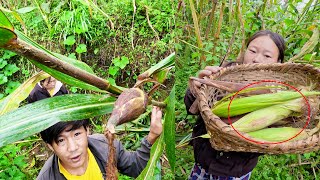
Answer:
[{"left": 194, "top": 63, "right": 320, "bottom": 154}]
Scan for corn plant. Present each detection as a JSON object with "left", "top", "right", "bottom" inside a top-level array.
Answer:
[{"left": 0, "top": 9, "right": 175, "bottom": 178}]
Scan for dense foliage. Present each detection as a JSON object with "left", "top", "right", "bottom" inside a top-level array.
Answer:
[
  {"left": 0, "top": 0, "right": 175, "bottom": 179},
  {"left": 174, "top": 0, "right": 319, "bottom": 179}
]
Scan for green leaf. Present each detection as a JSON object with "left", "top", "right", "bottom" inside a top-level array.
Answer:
[
  {"left": 75, "top": 23, "right": 88, "bottom": 34},
  {"left": 138, "top": 53, "right": 175, "bottom": 80},
  {"left": 41, "top": 2, "right": 51, "bottom": 14},
  {"left": 61, "top": 11, "right": 73, "bottom": 21},
  {"left": 53, "top": 1, "right": 66, "bottom": 13},
  {"left": 0, "top": 27, "right": 17, "bottom": 47},
  {"left": 153, "top": 67, "right": 171, "bottom": 84},
  {"left": 284, "top": 18, "right": 295, "bottom": 26},
  {"left": 0, "top": 94, "right": 115, "bottom": 147},
  {"left": 303, "top": 53, "right": 312, "bottom": 61},
  {"left": 5, "top": 81, "right": 20, "bottom": 94},
  {"left": 136, "top": 134, "right": 164, "bottom": 179},
  {"left": 119, "top": 56, "right": 129, "bottom": 69},
  {"left": 108, "top": 66, "right": 119, "bottom": 76},
  {"left": 53, "top": 53, "right": 95, "bottom": 75},
  {"left": 0, "top": 10, "right": 14, "bottom": 30},
  {"left": 16, "top": 7, "right": 37, "bottom": 14},
  {"left": 0, "top": 71, "right": 49, "bottom": 115},
  {"left": 303, "top": 153, "right": 311, "bottom": 159},
  {"left": 68, "top": 53, "right": 77, "bottom": 59},
  {"left": 113, "top": 56, "right": 130, "bottom": 69},
  {"left": 69, "top": 87, "right": 78, "bottom": 93},
  {"left": 0, "top": 59, "right": 8, "bottom": 69},
  {"left": 13, "top": 156, "right": 27, "bottom": 168},
  {"left": 164, "top": 86, "right": 175, "bottom": 172},
  {"left": 113, "top": 57, "right": 121, "bottom": 67},
  {"left": 0, "top": 74, "right": 8, "bottom": 85},
  {"left": 4, "top": 64, "right": 19, "bottom": 76},
  {"left": 76, "top": 44, "right": 87, "bottom": 54},
  {"left": 94, "top": 48, "right": 99, "bottom": 54},
  {"left": 3, "top": 51, "right": 17, "bottom": 59},
  {"left": 191, "top": 52, "right": 200, "bottom": 59},
  {"left": 107, "top": 77, "right": 116, "bottom": 86},
  {"left": 64, "top": 35, "right": 76, "bottom": 46}
]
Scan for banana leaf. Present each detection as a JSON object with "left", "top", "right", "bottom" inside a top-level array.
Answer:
[{"left": 0, "top": 94, "right": 115, "bottom": 147}]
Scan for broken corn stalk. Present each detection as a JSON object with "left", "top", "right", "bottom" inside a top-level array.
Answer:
[
  {"left": 247, "top": 126, "right": 319, "bottom": 142},
  {"left": 232, "top": 98, "right": 303, "bottom": 132},
  {"left": 212, "top": 91, "right": 320, "bottom": 118}
]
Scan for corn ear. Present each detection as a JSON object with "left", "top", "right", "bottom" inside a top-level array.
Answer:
[
  {"left": 232, "top": 98, "right": 303, "bottom": 132},
  {"left": 247, "top": 126, "right": 318, "bottom": 142},
  {"left": 212, "top": 91, "right": 320, "bottom": 118}
]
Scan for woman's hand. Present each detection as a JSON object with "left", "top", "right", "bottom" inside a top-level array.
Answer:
[
  {"left": 194, "top": 66, "right": 222, "bottom": 88},
  {"left": 147, "top": 106, "right": 163, "bottom": 145}
]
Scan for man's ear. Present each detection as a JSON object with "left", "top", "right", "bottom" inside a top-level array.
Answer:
[
  {"left": 47, "top": 143, "right": 54, "bottom": 152},
  {"left": 86, "top": 127, "right": 90, "bottom": 136}
]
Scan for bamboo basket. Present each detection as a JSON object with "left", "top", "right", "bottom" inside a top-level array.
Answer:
[{"left": 193, "top": 63, "right": 320, "bottom": 154}]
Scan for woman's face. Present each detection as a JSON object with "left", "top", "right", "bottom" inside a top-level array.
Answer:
[
  {"left": 243, "top": 35, "right": 279, "bottom": 64},
  {"left": 43, "top": 77, "right": 56, "bottom": 90}
]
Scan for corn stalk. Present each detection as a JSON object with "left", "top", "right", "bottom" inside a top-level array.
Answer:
[
  {"left": 204, "top": 0, "right": 218, "bottom": 40},
  {"left": 189, "top": 0, "right": 204, "bottom": 64}
]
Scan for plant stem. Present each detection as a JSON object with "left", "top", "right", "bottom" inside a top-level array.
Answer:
[
  {"left": 151, "top": 100, "right": 166, "bottom": 108},
  {"left": 3, "top": 38, "right": 122, "bottom": 94}
]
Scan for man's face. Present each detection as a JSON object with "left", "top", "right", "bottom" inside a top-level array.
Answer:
[{"left": 48, "top": 126, "right": 89, "bottom": 174}]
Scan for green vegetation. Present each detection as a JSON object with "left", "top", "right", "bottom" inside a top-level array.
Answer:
[{"left": 174, "top": 0, "right": 319, "bottom": 179}]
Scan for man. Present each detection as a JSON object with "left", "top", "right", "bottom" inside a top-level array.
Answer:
[{"left": 37, "top": 106, "right": 163, "bottom": 180}]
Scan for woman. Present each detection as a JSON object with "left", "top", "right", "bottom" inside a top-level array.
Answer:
[
  {"left": 185, "top": 30, "right": 286, "bottom": 179},
  {"left": 28, "top": 76, "right": 69, "bottom": 103}
]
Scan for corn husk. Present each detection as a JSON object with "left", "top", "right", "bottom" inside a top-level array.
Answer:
[
  {"left": 212, "top": 91, "right": 320, "bottom": 118},
  {"left": 231, "top": 98, "right": 305, "bottom": 132},
  {"left": 247, "top": 126, "right": 319, "bottom": 142}
]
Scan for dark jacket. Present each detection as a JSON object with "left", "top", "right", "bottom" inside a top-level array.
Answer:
[
  {"left": 185, "top": 89, "right": 261, "bottom": 177},
  {"left": 37, "top": 134, "right": 152, "bottom": 180},
  {"left": 27, "top": 83, "right": 68, "bottom": 103}
]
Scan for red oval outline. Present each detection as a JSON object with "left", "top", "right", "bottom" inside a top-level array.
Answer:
[{"left": 227, "top": 80, "right": 311, "bottom": 144}]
